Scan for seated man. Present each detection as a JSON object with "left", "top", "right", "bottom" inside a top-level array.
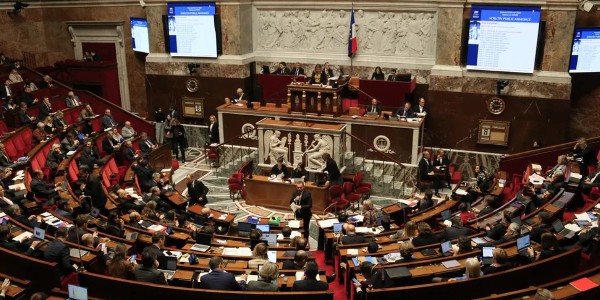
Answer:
[
  {"left": 139, "top": 132, "right": 158, "bottom": 155},
  {"left": 0, "top": 224, "right": 40, "bottom": 257},
  {"left": 55, "top": 199, "right": 73, "bottom": 220},
  {"left": 65, "top": 91, "right": 82, "bottom": 108},
  {"left": 61, "top": 133, "right": 80, "bottom": 153},
  {"left": 199, "top": 256, "right": 247, "bottom": 290},
  {"left": 271, "top": 157, "right": 289, "bottom": 178},
  {"left": 102, "top": 130, "right": 120, "bottom": 155},
  {"left": 365, "top": 98, "right": 381, "bottom": 115},
  {"left": 186, "top": 174, "right": 209, "bottom": 206},
  {"left": 232, "top": 88, "right": 248, "bottom": 104},
  {"left": 291, "top": 261, "right": 329, "bottom": 291},
  {"left": 44, "top": 227, "right": 76, "bottom": 278},
  {"left": 101, "top": 109, "right": 118, "bottom": 130},
  {"left": 132, "top": 159, "right": 154, "bottom": 191},
  {"left": 30, "top": 169, "right": 61, "bottom": 205},
  {"left": 8, "top": 68, "right": 23, "bottom": 83},
  {"left": 18, "top": 102, "right": 36, "bottom": 125},
  {"left": 417, "top": 190, "right": 434, "bottom": 211},
  {"left": 340, "top": 224, "right": 366, "bottom": 245},
  {"left": 395, "top": 101, "right": 415, "bottom": 118},
  {"left": 121, "top": 121, "right": 136, "bottom": 140},
  {"left": 581, "top": 161, "right": 600, "bottom": 194},
  {"left": 282, "top": 237, "right": 313, "bottom": 257},
  {"left": 116, "top": 189, "right": 144, "bottom": 212},
  {"left": 273, "top": 62, "right": 290, "bottom": 75},
  {"left": 418, "top": 151, "right": 441, "bottom": 197},
  {"left": 282, "top": 250, "right": 307, "bottom": 271},
  {"left": 4, "top": 205, "right": 41, "bottom": 228},
  {"left": 432, "top": 149, "right": 451, "bottom": 188},
  {"left": 122, "top": 140, "right": 138, "bottom": 162},
  {"left": 134, "top": 248, "right": 167, "bottom": 285}
]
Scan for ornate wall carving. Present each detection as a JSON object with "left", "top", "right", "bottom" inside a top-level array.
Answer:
[{"left": 255, "top": 9, "right": 436, "bottom": 58}]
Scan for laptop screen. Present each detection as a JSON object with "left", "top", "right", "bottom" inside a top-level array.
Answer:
[
  {"left": 256, "top": 224, "right": 270, "bottom": 233},
  {"left": 263, "top": 233, "right": 277, "bottom": 245},
  {"left": 238, "top": 222, "right": 253, "bottom": 232},
  {"left": 440, "top": 241, "right": 451, "bottom": 253},
  {"left": 517, "top": 235, "right": 530, "bottom": 251},
  {"left": 333, "top": 223, "right": 343, "bottom": 233},
  {"left": 68, "top": 284, "right": 88, "bottom": 300},
  {"left": 158, "top": 256, "right": 177, "bottom": 271},
  {"left": 552, "top": 219, "right": 564, "bottom": 232},
  {"left": 196, "top": 233, "right": 212, "bottom": 246},
  {"left": 482, "top": 247, "right": 495, "bottom": 258},
  {"left": 441, "top": 210, "right": 451, "bottom": 220},
  {"left": 33, "top": 227, "right": 45, "bottom": 240},
  {"left": 267, "top": 250, "right": 277, "bottom": 263}
]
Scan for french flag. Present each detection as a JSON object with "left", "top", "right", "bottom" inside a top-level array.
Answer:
[{"left": 348, "top": 8, "right": 357, "bottom": 57}]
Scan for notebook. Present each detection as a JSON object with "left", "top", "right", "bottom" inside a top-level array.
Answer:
[
  {"left": 70, "top": 249, "right": 89, "bottom": 258},
  {"left": 385, "top": 266, "right": 412, "bottom": 279},
  {"left": 33, "top": 227, "right": 45, "bottom": 241},
  {"left": 68, "top": 284, "right": 88, "bottom": 300},
  {"left": 125, "top": 232, "right": 139, "bottom": 241},
  {"left": 569, "top": 277, "right": 599, "bottom": 292},
  {"left": 481, "top": 247, "right": 495, "bottom": 265},
  {"left": 420, "top": 248, "right": 437, "bottom": 256}
]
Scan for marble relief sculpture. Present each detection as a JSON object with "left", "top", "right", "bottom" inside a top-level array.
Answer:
[
  {"left": 264, "top": 130, "right": 289, "bottom": 164},
  {"left": 304, "top": 134, "right": 333, "bottom": 170},
  {"left": 256, "top": 9, "right": 436, "bottom": 57}
]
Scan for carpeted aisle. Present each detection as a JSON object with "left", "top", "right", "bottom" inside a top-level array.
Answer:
[{"left": 311, "top": 250, "right": 349, "bottom": 300}]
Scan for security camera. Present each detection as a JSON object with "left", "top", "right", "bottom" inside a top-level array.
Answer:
[
  {"left": 496, "top": 79, "right": 509, "bottom": 96},
  {"left": 139, "top": 0, "right": 146, "bottom": 8}
]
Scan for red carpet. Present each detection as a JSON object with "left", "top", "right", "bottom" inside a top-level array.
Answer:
[{"left": 311, "top": 250, "right": 349, "bottom": 300}]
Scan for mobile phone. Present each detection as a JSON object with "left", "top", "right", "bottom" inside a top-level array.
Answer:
[
  {"left": 352, "top": 278, "right": 360, "bottom": 284},
  {"left": 101, "top": 243, "right": 106, "bottom": 251},
  {"left": 2, "top": 278, "right": 9, "bottom": 287},
  {"left": 130, "top": 254, "right": 137, "bottom": 263}
]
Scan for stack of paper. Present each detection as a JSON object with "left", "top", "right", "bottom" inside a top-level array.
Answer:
[
  {"left": 277, "top": 231, "right": 301, "bottom": 240},
  {"left": 8, "top": 183, "right": 25, "bottom": 190},
  {"left": 383, "top": 252, "right": 401, "bottom": 263},
  {"left": 317, "top": 218, "right": 339, "bottom": 228},
  {"left": 355, "top": 227, "right": 379, "bottom": 234},
  {"left": 346, "top": 249, "right": 359, "bottom": 256},
  {"left": 12, "top": 232, "right": 32, "bottom": 243},
  {"left": 288, "top": 220, "right": 301, "bottom": 229},
  {"left": 295, "top": 271, "right": 321, "bottom": 281},
  {"left": 399, "top": 199, "right": 418, "bottom": 207},
  {"left": 147, "top": 225, "right": 166, "bottom": 232},
  {"left": 222, "top": 247, "right": 252, "bottom": 257}
]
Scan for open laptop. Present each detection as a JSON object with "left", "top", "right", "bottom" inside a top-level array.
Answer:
[
  {"left": 517, "top": 235, "right": 531, "bottom": 257},
  {"left": 33, "top": 227, "right": 45, "bottom": 241},
  {"left": 125, "top": 232, "right": 139, "bottom": 241},
  {"left": 333, "top": 222, "right": 343, "bottom": 234},
  {"left": 552, "top": 219, "right": 576, "bottom": 239},
  {"left": 190, "top": 233, "right": 212, "bottom": 252},
  {"left": 267, "top": 250, "right": 277, "bottom": 263},
  {"left": 263, "top": 233, "right": 277, "bottom": 246},
  {"left": 441, "top": 210, "right": 451, "bottom": 221},
  {"left": 67, "top": 284, "right": 88, "bottom": 300},
  {"left": 238, "top": 222, "right": 253, "bottom": 237},
  {"left": 440, "top": 241, "right": 453, "bottom": 256},
  {"left": 157, "top": 255, "right": 177, "bottom": 280},
  {"left": 87, "top": 207, "right": 100, "bottom": 221},
  {"left": 481, "top": 247, "right": 495, "bottom": 265},
  {"left": 256, "top": 224, "right": 270, "bottom": 233}
]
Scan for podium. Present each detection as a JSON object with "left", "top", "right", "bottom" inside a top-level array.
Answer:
[{"left": 286, "top": 84, "right": 342, "bottom": 116}]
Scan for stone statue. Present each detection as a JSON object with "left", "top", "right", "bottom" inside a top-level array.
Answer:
[
  {"left": 304, "top": 133, "right": 332, "bottom": 169},
  {"left": 264, "top": 130, "right": 288, "bottom": 164}
]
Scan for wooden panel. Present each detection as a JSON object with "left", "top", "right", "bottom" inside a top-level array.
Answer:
[{"left": 245, "top": 175, "right": 329, "bottom": 213}]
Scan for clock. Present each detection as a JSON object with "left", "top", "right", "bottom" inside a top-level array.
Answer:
[
  {"left": 487, "top": 97, "right": 505, "bottom": 115},
  {"left": 186, "top": 78, "right": 199, "bottom": 93}
]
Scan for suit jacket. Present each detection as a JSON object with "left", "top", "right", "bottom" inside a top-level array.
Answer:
[
  {"left": 290, "top": 190, "right": 312, "bottom": 218},
  {"left": 123, "top": 147, "right": 136, "bottom": 162},
  {"left": 44, "top": 239, "right": 75, "bottom": 277},
  {"left": 432, "top": 156, "right": 450, "bottom": 168},
  {"left": 282, "top": 260, "right": 304, "bottom": 270},
  {"left": 371, "top": 73, "right": 385, "bottom": 80},
  {"left": 61, "top": 137, "right": 78, "bottom": 153},
  {"left": 441, "top": 226, "right": 474, "bottom": 241},
  {"left": 134, "top": 266, "right": 167, "bottom": 285},
  {"left": 132, "top": 165, "right": 154, "bottom": 192},
  {"left": 39, "top": 102, "right": 52, "bottom": 119},
  {"left": 418, "top": 158, "right": 433, "bottom": 180},
  {"left": 273, "top": 67, "right": 290, "bottom": 75},
  {"left": 486, "top": 222, "right": 507, "bottom": 240},
  {"left": 365, "top": 105, "right": 381, "bottom": 114},
  {"left": 387, "top": 74, "right": 399, "bottom": 81},
  {"left": 142, "top": 244, "right": 163, "bottom": 259},
  {"left": 418, "top": 197, "right": 434, "bottom": 211},
  {"left": 20, "top": 92, "right": 35, "bottom": 106},
  {"left": 139, "top": 139, "right": 155, "bottom": 155},
  {"left": 290, "top": 67, "right": 305, "bottom": 76},
  {"left": 292, "top": 278, "right": 329, "bottom": 291},
  {"left": 102, "top": 137, "right": 117, "bottom": 154},
  {"left": 84, "top": 175, "right": 107, "bottom": 209},
  {"left": 247, "top": 280, "right": 278, "bottom": 291},
  {"left": 121, "top": 127, "right": 136, "bottom": 140},
  {"left": 18, "top": 110, "right": 32, "bottom": 125},
  {"left": 102, "top": 115, "right": 117, "bottom": 129},
  {"left": 209, "top": 122, "right": 219, "bottom": 143},
  {"left": 0, "top": 151, "right": 12, "bottom": 167},
  {"left": 309, "top": 72, "right": 327, "bottom": 85},
  {"left": 187, "top": 180, "right": 209, "bottom": 205},
  {"left": 412, "top": 233, "right": 441, "bottom": 247},
  {"left": 530, "top": 224, "right": 552, "bottom": 243},
  {"left": 78, "top": 109, "right": 94, "bottom": 122},
  {"left": 415, "top": 104, "right": 429, "bottom": 115},
  {"left": 271, "top": 164, "right": 289, "bottom": 178},
  {"left": 66, "top": 96, "right": 81, "bottom": 108},
  {"left": 0, "top": 85, "right": 12, "bottom": 100},
  {"left": 46, "top": 150, "right": 64, "bottom": 169},
  {"left": 325, "top": 159, "right": 342, "bottom": 185},
  {"left": 0, "top": 239, "right": 35, "bottom": 256},
  {"left": 53, "top": 117, "right": 68, "bottom": 130},
  {"left": 577, "top": 227, "right": 599, "bottom": 252},
  {"left": 31, "top": 178, "right": 56, "bottom": 199},
  {"left": 573, "top": 146, "right": 597, "bottom": 167},
  {"left": 324, "top": 69, "right": 334, "bottom": 79},
  {"left": 199, "top": 270, "right": 247, "bottom": 291},
  {"left": 341, "top": 234, "right": 366, "bottom": 245},
  {"left": 233, "top": 93, "right": 248, "bottom": 103},
  {"left": 396, "top": 107, "right": 415, "bottom": 118}
]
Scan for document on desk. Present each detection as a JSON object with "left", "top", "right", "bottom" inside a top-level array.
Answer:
[
  {"left": 277, "top": 231, "right": 302, "bottom": 240},
  {"left": 317, "top": 218, "right": 339, "bottom": 228},
  {"left": 398, "top": 199, "right": 418, "bottom": 207},
  {"left": 147, "top": 225, "right": 166, "bottom": 232},
  {"left": 222, "top": 247, "right": 252, "bottom": 257},
  {"left": 288, "top": 220, "right": 301, "bottom": 229},
  {"left": 347, "top": 249, "right": 359, "bottom": 256},
  {"left": 348, "top": 215, "right": 364, "bottom": 223},
  {"left": 575, "top": 213, "right": 592, "bottom": 222},
  {"left": 565, "top": 223, "right": 582, "bottom": 233},
  {"left": 295, "top": 272, "right": 320, "bottom": 281},
  {"left": 12, "top": 231, "right": 32, "bottom": 243},
  {"left": 8, "top": 183, "right": 25, "bottom": 190},
  {"left": 236, "top": 275, "right": 258, "bottom": 282},
  {"left": 218, "top": 214, "right": 227, "bottom": 220}
]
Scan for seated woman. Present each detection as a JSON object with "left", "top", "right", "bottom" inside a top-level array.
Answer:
[
  {"left": 361, "top": 200, "right": 378, "bottom": 227},
  {"left": 270, "top": 157, "right": 289, "bottom": 178},
  {"left": 45, "top": 143, "right": 65, "bottom": 171},
  {"left": 162, "top": 210, "right": 179, "bottom": 227},
  {"left": 412, "top": 222, "right": 440, "bottom": 247},
  {"left": 399, "top": 241, "right": 415, "bottom": 262},
  {"left": 248, "top": 242, "right": 268, "bottom": 269},
  {"left": 309, "top": 64, "right": 327, "bottom": 85},
  {"left": 106, "top": 211, "right": 125, "bottom": 238},
  {"left": 106, "top": 243, "right": 136, "bottom": 279},
  {"left": 546, "top": 155, "right": 567, "bottom": 180},
  {"left": 32, "top": 122, "right": 47, "bottom": 145},
  {"left": 466, "top": 165, "right": 492, "bottom": 202},
  {"left": 482, "top": 248, "right": 511, "bottom": 274},
  {"left": 323, "top": 153, "right": 343, "bottom": 187},
  {"left": 248, "top": 261, "right": 279, "bottom": 291},
  {"left": 141, "top": 201, "right": 160, "bottom": 221},
  {"left": 390, "top": 220, "right": 418, "bottom": 241},
  {"left": 449, "top": 257, "right": 482, "bottom": 281},
  {"left": 458, "top": 202, "right": 477, "bottom": 225},
  {"left": 371, "top": 66, "right": 385, "bottom": 80},
  {"left": 53, "top": 110, "right": 69, "bottom": 131},
  {"left": 291, "top": 162, "right": 308, "bottom": 180}
]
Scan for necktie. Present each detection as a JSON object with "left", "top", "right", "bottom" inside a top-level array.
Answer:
[
  {"left": 147, "top": 140, "right": 152, "bottom": 148},
  {"left": 296, "top": 70, "right": 299, "bottom": 76},
  {"left": 2, "top": 197, "right": 13, "bottom": 206},
  {"left": 6, "top": 86, "right": 10, "bottom": 96}
]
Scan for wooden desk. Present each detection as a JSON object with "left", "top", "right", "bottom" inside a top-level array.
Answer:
[{"left": 245, "top": 175, "right": 329, "bottom": 213}]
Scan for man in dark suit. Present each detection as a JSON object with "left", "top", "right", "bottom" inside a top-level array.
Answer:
[
  {"left": 122, "top": 140, "right": 138, "bottom": 162},
  {"left": 291, "top": 261, "right": 328, "bottom": 291},
  {"left": 395, "top": 102, "right": 415, "bottom": 118},
  {"left": 65, "top": 91, "right": 82, "bottom": 108},
  {"left": 440, "top": 216, "right": 474, "bottom": 241},
  {"left": 79, "top": 166, "right": 107, "bottom": 211},
  {"left": 38, "top": 97, "right": 53, "bottom": 120},
  {"left": 0, "top": 224, "right": 40, "bottom": 256},
  {"left": 44, "top": 227, "right": 76, "bottom": 278},
  {"left": 528, "top": 211, "right": 552, "bottom": 243},
  {"left": 132, "top": 159, "right": 154, "bottom": 192},
  {"left": 340, "top": 224, "right": 366, "bottom": 245},
  {"left": 387, "top": 69, "right": 399, "bottom": 81},
  {"left": 282, "top": 250, "right": 308, "bottom": 270},
  {"left": 0, "top": 80, "right": 12, "bottom": 102},
  {"left": 139, "top": 132, "right": 157, "bottom": 156},
  {"left": 101, "top": 109, "right": 118, "bottom": 130},
  {"left": 323, "top": 62, "right": 334, "bottom": 79},
  {"left": 208, "top": 115, "right": 219, "bottom": 144},
  {"left": 143, "top": 232, "right": 165, "bottom": 259},
  {"left": 290, "top": 181, "right": 312, "bottom": 237},
  {"left": 432, "top": 149, "right": 451, "bottom": 188},
  {"left": 0, "top": 145, "right": 13, "bottom": 168},
  {"left": 290, "top": 63, "right": 305, "bottom": 76},
  {"left": 134, "top": 248, "right": 167, "bottom": 285},
  {"left": 233, "top": 88, "right": 248, "bottom": 103},
  {"left": 576, "top": 217, "right": 599, "bottom": 253},
  {"left": 18, "top": 103, "right": 35, "bottom": 125},
  {"left": 5, "top": 205, "right": 41, "bottom": 229},
  {"left": 186, "top": 174, "right": 209, "bottom": 206},
  {"left": 273, "top": 62, "right": 290, "bottom": 75},
  {"left": 61, "top": 134, "right": 79, "bottom": 153},
  {"left": 572, "top": 138, "right": 597, "bottom": 178},
  {"left": 102, "top": 131, "right": 119, "bottom": 155},
  {"left": 365, "top": 98, "right": 381, "bottom": 115},
  {"left": 418, "top": 190, "right": 434, "bottom": 211},
  {"left": 199, "top": 256, "right": 248, "bottom": 290},
  {"left": 582, "top": 161, "right": 600, "bottom": 194},
  {"left": 419, "top": 151, "right": 441, "bottom": 197},
  {"left": 19, "top": 86, "right": 36, "bottom": 107},
  {"left": 415, "top": 97, "right": 429, "bottom": 115},
  {"left": 30, "top": 169, "right": 60, "bottom": 205}
]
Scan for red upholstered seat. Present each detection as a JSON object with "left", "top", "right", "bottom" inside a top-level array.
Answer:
[
  {"left": 328, "top": 185, "right": 348, "bottom": 212},
  {"left": 171, "top": 159, "right": 179, "bottom": 172},
  {"left": 12, "top": 134, "right": 26, "bottom": 157},
  {"left": 21, "top": 129, "right": 33, "bottom": 151},
  {"left": 449, "top": 165, "right": 463, "bottom": 184},
  {"left": 3, "top": 140, "right": 18, "bottom": 160},
  {"left": 342, "top": 182, "right": 361, "bottom": 211},
  {"left": 228, "top": 172, "right": 243, "bottom": 199},
  {"left": 512, "top": 174, "right": 524, "bottom": 193},
  {"left": 0, "top": 120, "right": 9, "bottom": 132},
  {"left": 590, "top": 187, "right": 599, "bottom": 201},
  {"left": 353, "top": 170, "right": 372, "bottom": 198}
]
